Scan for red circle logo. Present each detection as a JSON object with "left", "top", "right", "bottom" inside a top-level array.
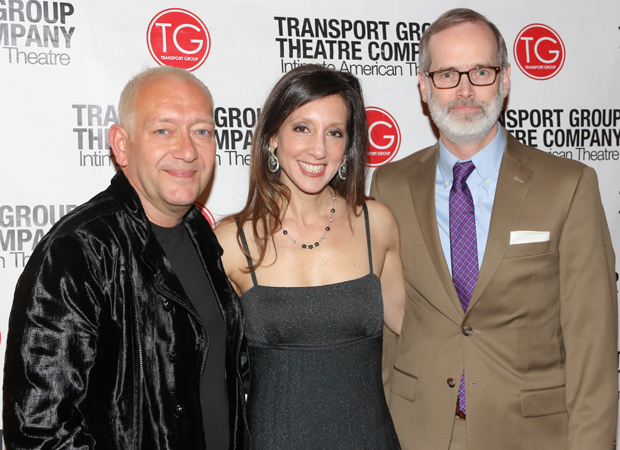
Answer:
[
  {"left": 147, "top": 8, "right": 211, "bottom": 71},
  {"left": 194, "top": 202, "right": 215, "bottom": 228},
  {"left": 514, "top": 24, "right": 565, "bottom": 80},
  {"left": 366, "top": 107, "right": 401, "bottom": 167}
]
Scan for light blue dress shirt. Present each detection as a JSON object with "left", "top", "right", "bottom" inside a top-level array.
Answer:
[{"left": 436, "top": 123, "right": 506, "bottom": 275}]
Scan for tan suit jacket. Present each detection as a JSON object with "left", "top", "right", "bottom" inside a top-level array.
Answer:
[{"left": 371, "top": 131, "right": 618, "bottom": 450}]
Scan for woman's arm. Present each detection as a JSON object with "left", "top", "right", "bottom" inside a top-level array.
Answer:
[{"left": 367, "top": 200, "right": 405, "bottom": 335}]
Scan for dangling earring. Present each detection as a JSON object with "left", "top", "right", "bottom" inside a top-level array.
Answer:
[
  {"left": 268, "top": 146, "right": 280, "bottom": 173},
  {"left": 338, "top": 155, "right": 347, "bottom": 180}
]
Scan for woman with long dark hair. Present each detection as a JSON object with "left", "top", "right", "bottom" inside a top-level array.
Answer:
[{"left": 215, "top": 65, "right": 404, "bottom": 449}]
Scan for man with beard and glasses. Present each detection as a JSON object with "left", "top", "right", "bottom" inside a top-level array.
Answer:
[{"left": 371, "top": 8, "right": 617, "bottom": 450}]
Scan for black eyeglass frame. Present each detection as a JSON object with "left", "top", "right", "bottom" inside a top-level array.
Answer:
[{"left": 425, "top": 66, "right": 503, "bottom": 89}]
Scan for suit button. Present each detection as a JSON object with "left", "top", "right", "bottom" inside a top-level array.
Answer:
[
  {"left": 462, "top": 326, "right": 473, "bottom": 336},
  {"left": 174, "top": 404, "right": 187, "bottom": 417},
  {"left": 447, "top": 378, "right": 455, "bottom": 388},
  {"left": 169, "top": 351, "right": 180, "bottom": 363},
  {"left": 162, "top": 300, "right": 173, "bottom": 311}
]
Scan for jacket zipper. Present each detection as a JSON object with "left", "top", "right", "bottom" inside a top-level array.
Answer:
[{"left": 134, "top": 301, "right": 144, "bottom": 450}]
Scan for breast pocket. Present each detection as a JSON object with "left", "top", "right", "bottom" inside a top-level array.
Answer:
[
  {"left": 504, "top": 239, "right": 554, "bottom": 259},
  {"left": 390, "top": 367, "right": 418, "bottom": 403}
]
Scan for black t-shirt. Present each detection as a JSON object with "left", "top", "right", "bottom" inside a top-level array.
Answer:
[{"left": 151, "top": 222, "right": 229, "bottom": 450}]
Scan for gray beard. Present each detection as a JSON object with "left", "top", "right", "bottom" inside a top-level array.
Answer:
[{"left": 427, "top": 82, "right": 504, "bottom": 146}]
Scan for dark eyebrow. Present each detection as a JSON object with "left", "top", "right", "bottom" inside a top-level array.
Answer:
[{"left": 434, "top": 63, "right": 494, "bottom": 72}]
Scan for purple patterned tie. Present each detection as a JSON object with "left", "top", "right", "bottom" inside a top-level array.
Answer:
[{"left": 450, "top": 161, "right": 478, "bottom": 416}]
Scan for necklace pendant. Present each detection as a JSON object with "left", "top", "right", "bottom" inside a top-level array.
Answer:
[{"left": 282, "top": 186, "right": 336, "bottom": 250}]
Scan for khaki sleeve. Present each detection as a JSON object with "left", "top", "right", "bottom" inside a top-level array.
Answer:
[{"left": 559, "top": 167, "right": 618, "bottom": 449}]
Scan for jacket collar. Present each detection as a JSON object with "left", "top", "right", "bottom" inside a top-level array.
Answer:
[
  {"left": 105, "top": 170, "right": 225, "bottom": 302},
  {"left": 105, "top": 170, "right": 161, "bottom": 272},
  {"left": 106, "top": 170, "right": 222, "bottom": 256},
  {"left": 107, "top": 170, "right": 151, "bottom": 238}
]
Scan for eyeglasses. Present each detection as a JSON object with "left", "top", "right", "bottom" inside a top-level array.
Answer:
[{"left": 425, "top": 66, "right": 502, "bottom": 89}]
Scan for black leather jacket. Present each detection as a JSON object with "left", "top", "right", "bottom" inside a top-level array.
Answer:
[{"left": 3, "top": 171, "right": 249, "bottom": 449}]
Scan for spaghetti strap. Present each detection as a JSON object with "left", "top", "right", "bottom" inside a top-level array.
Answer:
[
  {"left": 237, "top": 222, "right": 258, "bottom": 287},
  {"left": 362, "top": 203, "right": 373, "bottom": 274}
]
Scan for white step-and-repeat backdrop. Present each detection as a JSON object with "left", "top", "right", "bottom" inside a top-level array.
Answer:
[{"left": 1, "top": 0, "right": 619, "bottom": 433}]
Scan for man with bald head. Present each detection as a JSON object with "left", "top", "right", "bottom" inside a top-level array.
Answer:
[
  {"left": 4, "top": 67, "right": 248, "bottom": 449},
  {"left": 372, "top": 8, "right": 617, "bottom": 450}
]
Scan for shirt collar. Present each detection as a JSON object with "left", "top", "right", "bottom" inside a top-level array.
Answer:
[{"left": 438, "top": 122, "right": 506, "bottom": 186}]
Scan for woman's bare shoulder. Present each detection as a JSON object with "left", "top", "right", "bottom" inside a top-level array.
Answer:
[
  {"left": 365, "top": 199, "right": 398, "bottom": 231},
  {"left": 214, "top": 219, "right": 250, "bottom": 263},
  {"left": 214, "top": 218, "right": 237, "bottom": 243}
]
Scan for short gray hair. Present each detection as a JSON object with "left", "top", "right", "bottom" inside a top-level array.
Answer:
[
  {"left": 118, "top": 66, "right": 213, "bottom": 139},
  {"left": 419, "top": 8, "right": 508, "bottom": 73}
]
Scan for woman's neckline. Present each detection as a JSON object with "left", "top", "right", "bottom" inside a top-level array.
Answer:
[{"left": 241, "top": 272, "right": 379, "bottom": 298}]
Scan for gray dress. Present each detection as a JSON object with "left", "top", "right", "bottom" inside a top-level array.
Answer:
[{"left": 240, "top": 204, "right": 400, "bottom": 449}]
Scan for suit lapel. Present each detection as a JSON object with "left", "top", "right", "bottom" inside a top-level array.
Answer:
[
  {"left": 409, "top": 145, "right": 464, "bottom": 323},
  {"left": 466, "top": 133, "right": 533, "bottom": 313}
]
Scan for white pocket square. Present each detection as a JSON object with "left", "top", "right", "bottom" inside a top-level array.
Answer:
[{"left": 510, "top": 231, "right": 550, "bottom": 245}]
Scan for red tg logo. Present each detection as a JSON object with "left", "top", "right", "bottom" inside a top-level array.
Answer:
[
  {"left": 366, "top": 107, "right": 401, "bottom": 167},
  {"left": 514, "top": 24, "right": 565, "bottom": 80},
  {"left": 147, "top": 8, "right": 211, "bottom": 71}
]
